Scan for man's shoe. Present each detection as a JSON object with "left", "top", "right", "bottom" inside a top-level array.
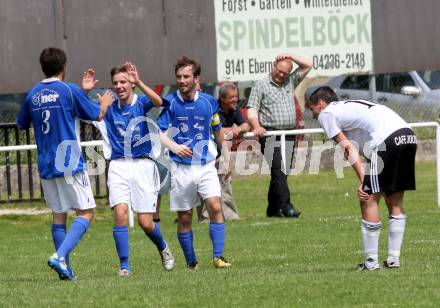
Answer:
[
  {"left": 357, "top": 262, "right": 380, "bottom": 271},
  {"left": 187, "top": 261, "right": 199, "bottom": 271},
  {"left": 383, "top": 260, "right": 400, "bottom": 269},
  {"left": 48, "top": 254, "right": 73, "bottom": 280},
  {"left": 267, "top": 209, "right": 284, "bottom": 218},
  {"left": 118, "top": 268, "right": 131, "bottom": 277},
  {"left": 159, "top": 242, "right": 175, "bottom": 271},
  {"left": 213, "top": 256, "right": 232, "bottom": 269},
  {"left": 283, "top": 204, "right": 301, "bottom": 218}
]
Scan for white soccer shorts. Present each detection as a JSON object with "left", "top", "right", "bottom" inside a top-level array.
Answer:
[
  {"left": 107, "top": 158, "right": 160, "bottom": 213},
  {"left": 169, "top": 160, "right": 221, "bottom": 212},
  {"left": 41, "top": 171, "right": 96, "bottom": 213}
]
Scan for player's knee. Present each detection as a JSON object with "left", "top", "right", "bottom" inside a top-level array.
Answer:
[
  {"left": 113, "top": 204, "right": 129, "bottom": 225},
  {"left": 139, "top": 220, "right": 154, "bottom": 232},
  {"left": 208, "top": 201, "right": 222, "bottom": 214},
  {"left": 77, "top": 209, "right": 94, "bottom": 222},
  {"left": 137, "top": 213, "right": 155, "bottom": 232},
  {"left": 177, "top": 212, "right": 192, "bottom": 229}
]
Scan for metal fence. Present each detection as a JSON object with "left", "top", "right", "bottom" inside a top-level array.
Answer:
[{"left": 0, "top": 123, "right": 108, "bottom": 203}]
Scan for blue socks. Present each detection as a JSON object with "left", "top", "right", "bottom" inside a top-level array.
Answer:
[
  {"left": 178, "top": 231, "right": 197, "bottom": 264},
  {"left": 145, "top": 223, "right": 166, "bottom": 251},
  {"left": 178, "top": 224, "right": 226, "bottom": 263},
  {"left": 51, "top": 224, "right": 70, "bottom": 267},
  {"left": 113, "top": 225, "right": 131, "bottom": 271},
  {"left": 209, "top": 223, "right": 226, "bottom": 258},
  {"left": 56, "top": 217, "right": 90, "bottom": 260}
]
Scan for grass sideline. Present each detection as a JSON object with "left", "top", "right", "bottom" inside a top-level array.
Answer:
[{"left": 0, "top": 163, "right": 439, "bottom": 307}]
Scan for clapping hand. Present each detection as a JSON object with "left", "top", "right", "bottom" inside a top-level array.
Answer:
[
  {"left": 124, "top": 62, "right": 140, "bottom": 85},
  {"left": 82, "top": 69, "right": 99, "bottom": 92}
]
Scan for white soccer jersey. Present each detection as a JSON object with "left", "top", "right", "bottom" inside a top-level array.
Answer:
[{"left": 318, "top": 100, "right": 409, "bottom": 149}]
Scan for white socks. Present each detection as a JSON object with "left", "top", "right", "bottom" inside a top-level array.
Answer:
[
  {"left": 361, "top": 214, "right": 406, "bottom": 267},
  {"left": 387, "top": 214, "right": 406, "bottom": 265},
  {"left": 361, "top": 219, "right": 381, "bottom": 267}
]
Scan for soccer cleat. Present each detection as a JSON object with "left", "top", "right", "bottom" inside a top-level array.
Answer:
[
  {"left": 357, "top": 262, "right": 380, "bottom": 271},
  {"left": 187, "top": 261, "right": 199, "bottom": 271},
  {"left": 383, "top": 260, "right": 400, "bottom": 269},
  {"left": 213, "top": 256, "right": 232, "bottom": 269},
  {"left": 159, "top": 242, "right": 175, "bottom": 271},
  {"left": 67, "top": 266, "right": 77, "bottom": 281},
  {"left": 118, "top": 268, "right": 131, "bottom": 277},
  {"left": 48, "top": 254, "right": 74, "bottom": 280}
]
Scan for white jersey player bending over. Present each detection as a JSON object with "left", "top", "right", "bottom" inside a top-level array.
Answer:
[{"left": 307, "top": 86, "right": 417, "bottom": 271}]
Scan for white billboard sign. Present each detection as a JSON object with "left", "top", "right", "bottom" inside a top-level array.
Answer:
[{"left": 214, "top": 0, "right": 372, "bottom": 81}]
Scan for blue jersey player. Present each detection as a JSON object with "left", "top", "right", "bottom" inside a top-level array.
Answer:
[
  {"left": 16, "top": 47, "right": 114, "bottom": 280},
  {"left": 86, "top": 63, "right": 175, "bottom": 276},
  {"left": 158, "top": 56, "right": 231, "bottom": 269}
]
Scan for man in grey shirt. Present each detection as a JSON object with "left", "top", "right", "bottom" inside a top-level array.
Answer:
[{"left": 247, "top": 53, "right": 312, "bottom": 218}]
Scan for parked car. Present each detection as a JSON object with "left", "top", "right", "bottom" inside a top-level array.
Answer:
[{"left": 304, "top": 70, "right": 440, "bottom": 127}]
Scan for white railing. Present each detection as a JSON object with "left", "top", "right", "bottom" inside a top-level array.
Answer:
[
  {"left": 1, "top": 122, "right": 439, "bottom": 227},
  {"left": 243, "top": 122, "right": 440, "bottom": 208}
]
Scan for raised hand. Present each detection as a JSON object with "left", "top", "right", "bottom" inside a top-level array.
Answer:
[
  {"left": 96, "top": 90, "right": 115, "bottom": 121},
  {"left": 82, "top": 68, "right": 99, "bottom": 91},
  {"left": 97, "top": 90, "right": 115, "bottom": 107},
  {"left": 275, "top": 53, "right": 293, "bottom": 62},
  {"left": 124, "top": 62, "right": 140, "bottom": 85}
]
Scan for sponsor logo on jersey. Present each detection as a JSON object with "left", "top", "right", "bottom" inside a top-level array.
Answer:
[
  {"left": 179, "top": 123, "right": 189, "bottom": 133},
  {"left": 133, "top": 134, "right": 141, "bottom": 142},
  {"left": 194, "top": 133, "right": 203, "bottom": 140},
  {"left": 32, "top": 89, "right": 59, "bottom": 107},
  {"left": 194, "top": 116, "right": 205, "bottom": 120},
  {"left": 177, "top": 116, "right": 188, "bottom": 120},
  {"left": 194, "top": 123, "right": 204, "bottom": 130}
]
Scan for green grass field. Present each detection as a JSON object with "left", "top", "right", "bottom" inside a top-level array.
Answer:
[{"left": 0, "top": 163, "right": 439, "bottom": 307}]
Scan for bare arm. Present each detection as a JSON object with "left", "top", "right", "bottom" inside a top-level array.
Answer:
[
  {"left": 333, "top": 132, "right": 370, "bottom": 201},
  {"left": 276, "top": 53, "right": 313, "bottom": 79},
  {"left": 247, "top": 108, "right": 266, "bottom": 138},
  {"left": 224, "top": 122, "right": 251, "bottom": 139},
  {"left": 159, "top": 132, "right": 192, "bottom": 158},
  {"left": 125, "top": 62, "right": 163, "bottom": 107},
  {"left": 333, "top": 132, "right": 363, "bottom": 181}
]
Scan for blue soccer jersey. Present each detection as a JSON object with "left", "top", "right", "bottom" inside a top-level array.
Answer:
[
  {"left": 157, "top": 91, "right": 222, "bottom": 165},
  {"left": 16, "top": 78, "right": 101, "bottom": 179},
  {"left": 94, "top": 94, "right": 166, "bottom": 160}
]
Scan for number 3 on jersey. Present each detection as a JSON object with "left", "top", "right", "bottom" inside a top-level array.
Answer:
[{"left": 42, "top": 109, "right": 51, "bottom": 134}]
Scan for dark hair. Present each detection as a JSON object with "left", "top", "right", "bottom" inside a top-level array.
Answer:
[
  {"left": 39, "top": 47, "right": 67, "bottom": 77},
  {"left": 218, "top": 81, "right": 238, "bottom": 101},
  {"left": 308, "top": 86, "right": 339, "bottom": 106},
  {"left": 174, "top": 56, "right": 201, "bottom": 77},
  {"left": 110, "top": 65, "right": 127, "bottom": 79}
]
